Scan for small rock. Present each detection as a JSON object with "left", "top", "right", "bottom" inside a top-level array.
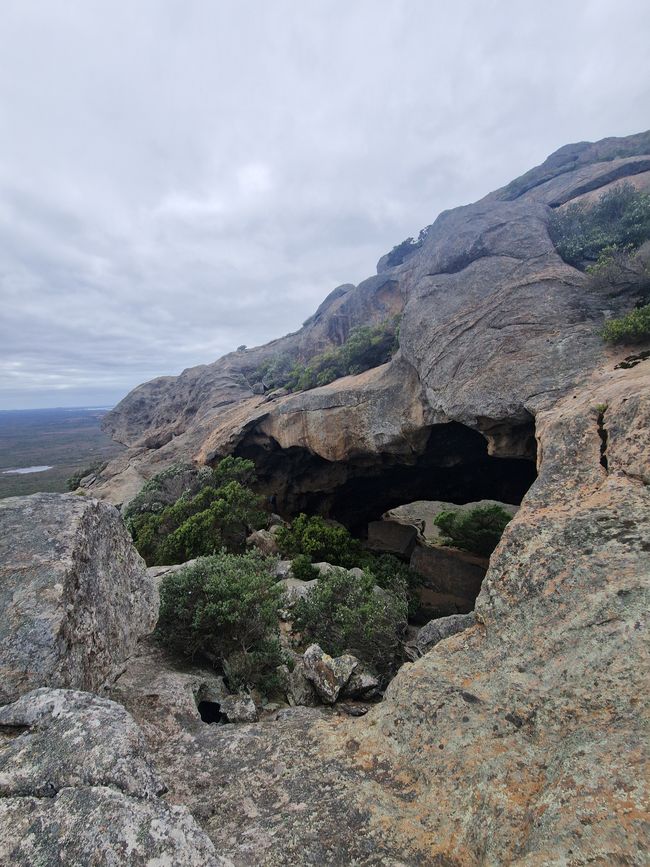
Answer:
[
  {"left": 246, "top": 529, "right": 279, "bottom": 556},
  {"left": 302, "top": 644, "right": 359, "bottom": 704},
  {"left": 219, "top": 694, "right": 258, "bottom": 723}
]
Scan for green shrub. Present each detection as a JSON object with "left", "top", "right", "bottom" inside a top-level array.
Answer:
[
  {"left": 293, "top": 567, "right": 407, "bottom": 676},
  {"left": 275, "top": 513, "right": 362, "bottom": 568},
  {"left": 601, "top": 303, "right": 650, "bottom": 344},
  {"left": 156, "top": 551, "right": 283, "bottom": 693},
  {"left": 66, "top": 462, "right": 106, "bottom": 491},
  {"left": 433, "top": 505, "right": 512, "bottom": 557},
  {"left": 253, "top": 317, "right": 400, "bottom": 394},
  {"left": 290, "top": 554, "right": 320, "bottom": 582},
  {"left": 359, "top": 552, "right": 421, "bottom": 618},
  {"left": 127, "top": 458, "right": 266, "bottom": 565},
  {"left": 549, "top": 183, "right": 650, "bottom": 267}
]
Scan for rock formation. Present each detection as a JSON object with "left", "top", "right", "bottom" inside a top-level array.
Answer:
[
  {"left": 2, "top": 132, "right": 649, "bottom": 863},
  {"left": 0, "top": 493, "right": 157, "bottom": 704}
]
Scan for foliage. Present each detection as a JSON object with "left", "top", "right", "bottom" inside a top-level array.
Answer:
[
  {"left": 359, "top": 552, "right": 421, "bottom": 618},
  {"left": 549, "top": 183, "right": 650, "bottom": 268},
  {"left": 384, "top": 225, "right": 432, "bottom": 268},
  {"left": 66, "top": 462, "right": 106, "bottom": 491},
  {"left": 433, "top": 505, "right": 512, "bottom": 557},
  {"left": 123, "top": 463, "right": 211, "bottom": 522},
  {"left": 293, "top": 567, "right": 407, "bottom": 676},
  {"left": 601, "top": 303, "right": 650, "bottom": 344},
  {"left": 127, "top": 457, "right": 265, "bottom": 565},
  {"left": 156, "top": 551, "right": 284, "bottom": 693},
  {"left": 252, "top": 317, "right": 400, "bottom": 394},
  {"left": 275, "top": 513, "right": 362, "bottom": 568},
  {"left": 290, "top": 554, "right": 320, "bottom": 582}
]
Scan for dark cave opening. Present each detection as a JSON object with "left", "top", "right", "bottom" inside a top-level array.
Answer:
[
  {"left": 197, "top": 700, "right": 228, "bottom": 725},
  {"left": 234, "top": 418, "right": 538, "bottom": 535}
]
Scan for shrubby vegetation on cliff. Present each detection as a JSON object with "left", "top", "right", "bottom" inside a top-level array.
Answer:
[
  {"left": 548, "top": 182, "right": 650, "bottom": 268},
  {"left": 254, "top": 316, "right": 400, "bottom": 393},
  {"left": 602, "top": 303, "right": 650, "bottom": 344},
  {"left": 126, "top": 458, "right": 265, "bottom": 565}
]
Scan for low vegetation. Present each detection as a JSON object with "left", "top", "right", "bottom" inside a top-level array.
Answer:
[
  {"left": 601, "top": 303, "right": 650, "bottom": 344},
  {"left": 126, "top": 457, "right": 266, "bottom": 565},
  {"left": 293, "top": 567, "right": 407, "bottom": 677},
  {"left": 433, "top": 504, "right": 512, "bottom": 557},
  {"left": 156, "top": 551, "right": 285, "bottom": 693},
  {"left": 254, "top": 316, "right": 400, "bottom": 393},
  {"left": 384, "top": 225, "right": 432, "bottom": 268},
  {"left": 548, "top": 182, "right": 650, "bottom": 268}
]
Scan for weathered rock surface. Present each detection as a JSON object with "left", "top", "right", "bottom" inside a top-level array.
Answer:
[
  {"left": 410, "top": 543, "right": 489, "bottom": 615},
  {"left": 408, "top": 612, "right": 476, "bottom": 658},
  {"left": 366, "top": 519, "right": 418, "bottom": 556},
  {"left": 0, "top": 689, "right": 225, "bottom": 866},
  {"left": 302, "top": 644, "right": 360, "bottom": 704},
  {"left": 0, "top": 493, "right": 157, "bottom": 705}
]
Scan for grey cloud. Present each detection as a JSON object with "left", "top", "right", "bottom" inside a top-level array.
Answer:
[{"left": 1, "top": 0, "right": 649, "bottom": 408}]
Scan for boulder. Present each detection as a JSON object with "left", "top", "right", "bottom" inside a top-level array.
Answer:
[
  {"left": 410, "top": 544, "right": 488, "bottom": 612},
  {"left": 409, "top": 612, "right": 477, "bottom": 657},
  {"left": 366, "top": 519, "right": 418, "bottom": 556},
  {"left": 280, "top": 577, "right": 319, "bottom": 608},
  {"left": 302, "top": 644, "right": 359, "bottom": 704},
  {"left": 341, "top": 665, "right": 381, "bottom": 700},
  {"left": 0, "top": 688, "right": 224, "bottom": 865},
  {"left": 245, "top": 528, "right": 279, "bottom": 556},
  {"left": 219, "top": 694, "right": 258, "bottom": 724},
  {"left": 274, "top": 559, "right": 293, "bottom": 579},
  {"left": 280, "top": 658, "right": 320, "bottom": 707},
  {"left": 0, "top": 493, "right": 157, "bottom": 705}
]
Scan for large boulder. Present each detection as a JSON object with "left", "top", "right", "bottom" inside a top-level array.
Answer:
[
  {"left": 302, "top": 644, "right": 359, "bottom": 704},
  {"left": 0, "top": 493, "right": 157, "bottom": 705},
  {"left": 366, "top": 519, "right": 418, "bottom": 556},
  {"left": 0, "top": 689, "right": 226, "bottom": 866},
  {"left": 408, "top": 612, "right": 476, "bottom": 657},
  {"left": 383, "top": 498, "right": 519, "bottom": 544}
]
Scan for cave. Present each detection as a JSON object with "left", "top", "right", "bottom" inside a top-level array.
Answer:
[
  {"left": 234, "top": 418, "right": 538, "bottom": 535},
  {"left": 197, "top": 700, "right": 228, "bottom": 724}
]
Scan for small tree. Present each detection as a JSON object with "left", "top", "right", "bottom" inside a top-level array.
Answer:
[{"left": 275, "top": 513, "right": 362, "bottom": 567}]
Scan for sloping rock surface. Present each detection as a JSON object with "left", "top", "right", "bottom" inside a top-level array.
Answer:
[
  {"left": 0, "top": 689, "right": 226, "bottom": 865},
  {"left": 0, "top": 493, "right": 157, "bottom": 704}
]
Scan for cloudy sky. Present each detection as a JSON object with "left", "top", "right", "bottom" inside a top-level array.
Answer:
[{"left": 1, "top": 0, "right": 649, "bottom": 409}]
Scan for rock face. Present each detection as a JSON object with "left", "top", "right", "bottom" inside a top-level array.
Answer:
[
  {"left": 28, "top": 133, "right": 649, "bottom": 863},
  {"left": 110, "top": 357, "right": 649, "bottom": 865},
  {"left": 0, "top": 689, "right": 225, "bottom": 866},
  {"left": 0, "top": 493, "right": 157, "bottom": 704},
  {"left": 91, "top": 132, "right": 649, "bottom": 522}
]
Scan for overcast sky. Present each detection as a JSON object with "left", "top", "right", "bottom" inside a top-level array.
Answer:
[{"left": 1, "top": 0, "right": 649, "bottom": 409}]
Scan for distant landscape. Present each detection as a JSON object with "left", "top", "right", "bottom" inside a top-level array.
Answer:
[{"left": 0, "top": 407, "right": 123, "bottom": 498}]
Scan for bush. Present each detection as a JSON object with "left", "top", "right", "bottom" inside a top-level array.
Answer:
[
  {"left": 156, "top": 551, "right": 284, "bottom": 693},
  {"left": 433, "top": 505, "right": 512, "bottom": 557},
  {"left": 127, "top": 457, "right": 266, "bottom": 565},
  {"left": 293, "top": 567, "right": 407, "bottom": 676},
  {"left": 359, "top": 552, "right": 421, "bottom": 618},
  {"left": 602, "top": 303, "right": 650, "bottom": 344},
  {"left": 253, "top": 317, "right": 400, "bottom": 394},
  {"left": 66, "top": 462, "right": 106, "bottom": 491},
  {"left": 384, "top": 225, "right": 432, "bottom": 268},
  {"left": 290, "top": 554, "right": 320, "bottom": 582},
  {"left": 549, "top": 183, "right": 650, "bottom": 268},
  {"left": 275, "top": 513, "right": 362, "bottom": 568}
]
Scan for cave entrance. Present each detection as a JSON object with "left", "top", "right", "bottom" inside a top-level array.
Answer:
[
  {"left": 234, "top": 418, "right": 537, "bottom": 535},
  {"left": 197, "top": 700, "right": 228, "bottom": 725}
]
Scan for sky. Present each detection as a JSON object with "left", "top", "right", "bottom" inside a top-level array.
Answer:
[{"left": 1, "top": 0, "right": 649, "bottom": 409}]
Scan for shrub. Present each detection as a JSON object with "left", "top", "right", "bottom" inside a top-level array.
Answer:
[
  {"left": 601, "top": 303, "right": 650, "bottom": 344},
  {"left": 66, "top": 463, "right": 106, "bottom": 491},
  {"left": 127, "top": 457, "right": 266, "bottom": 565},
  {"left": 253, "top": 317, "right": 400, "bottom": 394},
  {"left": 275, "top": 513, "right": 362, "bottom": 568},
  {"left": 549, "top": 183, "right": 650, "bottom": 268},
  {"left": 433, "top": 505, "right": 512, "bottom": 557},
  {"left": 156, "top": 551, "right": 283, "bottom": 693},
  {"left": 293, "top": 567, "right": 407, "bottom": 676},
  {"left": 359, "top": 552, "right": 421, "bottom": 618},
  {"left": 384, "top": 225, "right": 432, "bottom": 268},
  {"left": 290, "top": 554, "right": 320, "bottom": 582}
]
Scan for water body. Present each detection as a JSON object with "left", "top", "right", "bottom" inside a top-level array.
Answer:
[{"left": 3, "top": 465, "right": 53, "bottom": 475}]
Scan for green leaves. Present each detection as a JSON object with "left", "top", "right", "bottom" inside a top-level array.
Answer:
[
  {"left": 433, "top": 504, "right": 512, "bottom": 557},
  {"left": 156, "top": 551, "right": 283, "bottom": 693},
  {"left": 549, "top": 182, "right": 650, "bottom": 268},
  {"left": 602, "top": 303, "right": 650, "bottom": 344},
  {"left": 276, "top": 513, "right": 362, "bottom": 567}
]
